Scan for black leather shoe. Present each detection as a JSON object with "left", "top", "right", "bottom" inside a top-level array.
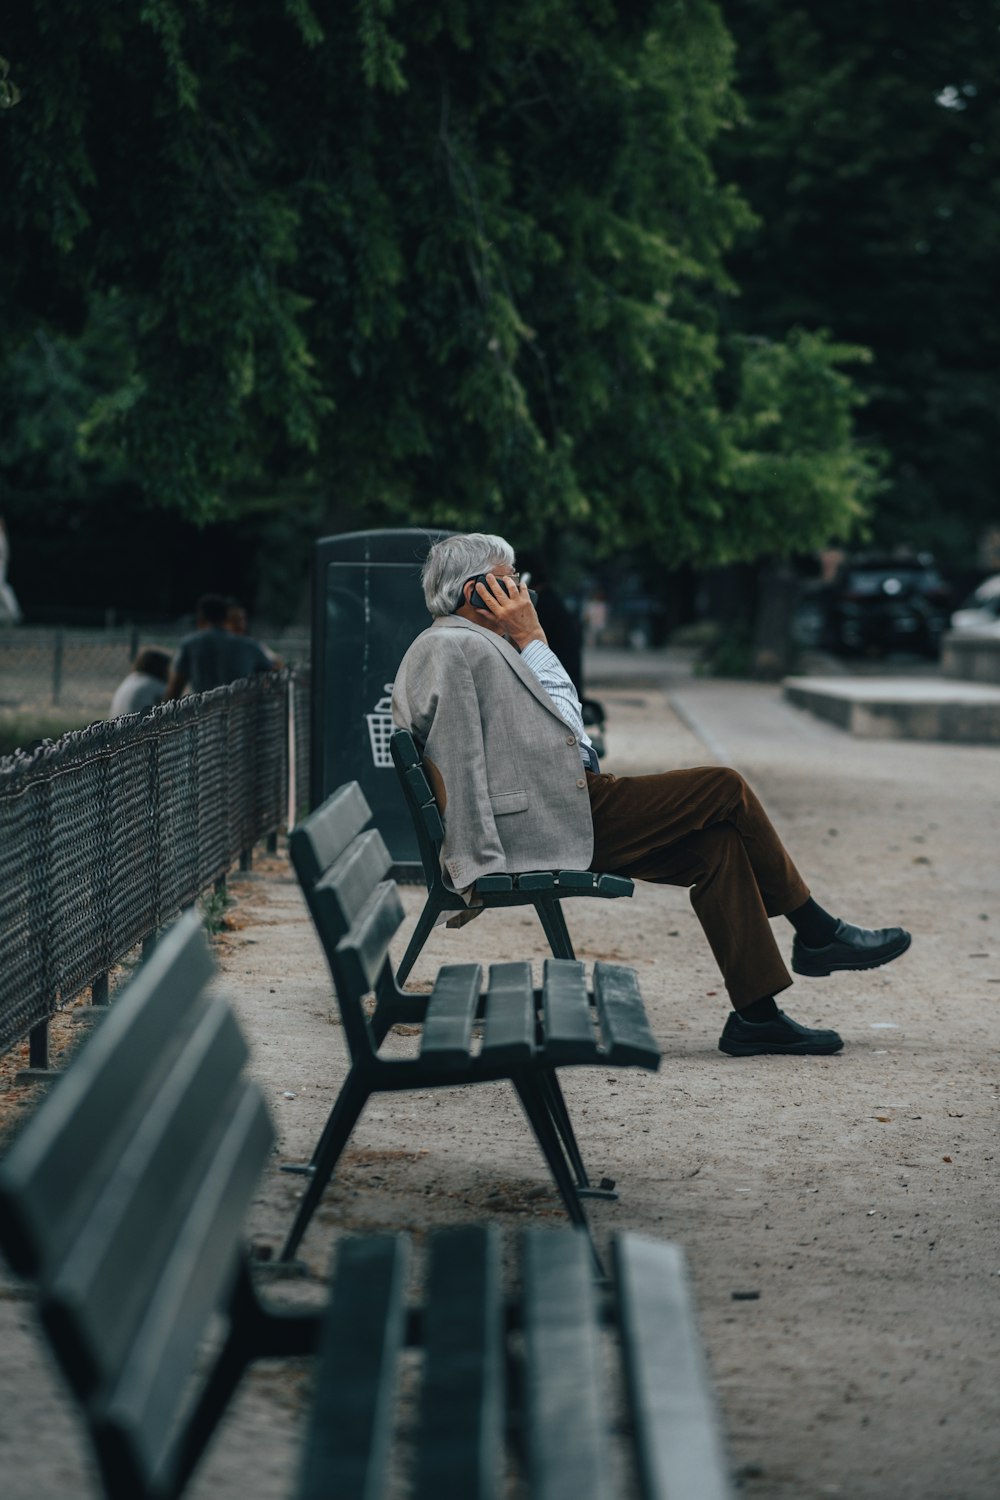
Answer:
[
  {"left": 792, "top": 919, "right": 911, "bottom": 977},
  {"left": 719, "top": 1009, "right": 844, "bottom": 1057}
]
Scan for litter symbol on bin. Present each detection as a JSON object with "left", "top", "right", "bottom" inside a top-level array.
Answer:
[{"left": 366, "top": 684, "right": 395, "bottom": 768}]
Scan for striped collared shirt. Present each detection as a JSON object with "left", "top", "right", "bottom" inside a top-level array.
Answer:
[{"left": 519, "top": 640, "right": 595, "bottom": 769}]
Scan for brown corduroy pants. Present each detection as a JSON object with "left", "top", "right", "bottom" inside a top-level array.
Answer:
[{"left": 587, "top": 765, "right": 810, "bottom": 1009}]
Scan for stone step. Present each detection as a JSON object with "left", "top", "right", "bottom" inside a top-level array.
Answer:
[{"left": 782, "top": 675, "right": 1000, "bottom": 743}]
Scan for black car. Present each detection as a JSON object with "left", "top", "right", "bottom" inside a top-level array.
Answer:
[{"left": 812, "top": 556, "right": 954, "bottom": 657}]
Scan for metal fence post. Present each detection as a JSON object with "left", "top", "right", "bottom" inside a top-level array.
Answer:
[
  {"left": 287, "top": 675, "right": 297, "bottom": 832},
  {"left": 28, "top": 1021, "right": 49, "bottom": 1071}
]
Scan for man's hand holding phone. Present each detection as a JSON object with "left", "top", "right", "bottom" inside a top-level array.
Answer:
[{"left": 468, "top": 572, "right": 546, "bottom": 650}]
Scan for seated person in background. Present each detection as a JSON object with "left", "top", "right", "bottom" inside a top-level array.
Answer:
[
  {"left": 109, "top": 646, "right": 171, "bottom": 717},
  {"left": 165, "top": 593, "right": 275, "bottom": 698},
  {"left": 392, "top": 532, "right": 912, "bottom": 1059},
  {"left": 225, "top": 597, "right": 282, "bottom": 666}
]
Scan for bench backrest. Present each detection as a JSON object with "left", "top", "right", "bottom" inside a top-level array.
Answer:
[
  {"left": 289, "top": 783, "right": 406, "bottom": 1058},
  {"left": 0, "top": 913, "right": 274, "bottom": 1500},
  {"left": 390, "top": 729, "right": 446, "bottom": 891}
]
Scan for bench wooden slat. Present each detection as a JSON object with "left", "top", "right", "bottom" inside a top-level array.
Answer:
[
  {"left": 595, "top": 873, "right": 634, "bottom": 897},
  {"left": 325, "top": 880, "right": 405, "bottom": 995},
  {"left": 313, "top": 827, "right": 393, "bottom": 938},
  {"left": 614, "top": 1236, "right": 733, "bottom": 1500},
  {"left": 92, "top": 1084, "right": 275, "bottom": 1495},
  {"left": 421, "top": 802, "right": 446, "bottom": 841},
  {"left": 0, "top": 917, "right": 215, "bottom": 1278},
  {"left": 475, "top": 874, "right": 513, "bottom": 893},
  {"left": 297, "top": 1236, "right": 410, "bottom": 1500},
  {"left": 415, "top": 1227, "right": 503, "bottom": 1500},
  {"left": 289, "top": 782, "right": 372, "bottom": 889},
  {"left": 555, "top": 870, "right": 595, "bottom": 890},
  {"left": 420, "top": 964, "right": 483, "bottom": 1070},
  {"left": 523, "top": 1229, "right": 610, "bottom": 1500},
  {"left": 541, "top": 960, "right": 599, "bottom": 1064},
  {"left": 44, "top": 999, "right": 252, "bottom": 1397},
  {"left": 592, "top": 964, "right": 661, "bottom": 1071},
  {"left": 516, "top": 872, "right": 556, "bottom": 891},
  {"left": 392, "top": 732, "right": 421, "bottom": 770},
  {"left": 403, "top": 763, "right": 435, "bottom": 806},
  {"left": 480, "top": 962, "right": 536, "bottom": 1067}
]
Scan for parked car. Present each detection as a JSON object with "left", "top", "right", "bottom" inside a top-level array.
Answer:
[
  {"left": 950, "top": 573, "right": 1000, "bottom": 634},
  {"left": 815, "top": 555, "right": 954, "bottom": 656}
]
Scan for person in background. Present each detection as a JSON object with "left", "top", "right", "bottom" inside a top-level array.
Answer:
[
  {"left": 225, "top": 597, "right": 281, "bottom": 666},
  {"left": 165, "top": 593, "right": 275, "bottom": 698},
  {"left": 109, "top": 647, "right": 171, "bottom": 717},
  {"left": 0, "top": 516, "right": 23, "bottom": 626}
]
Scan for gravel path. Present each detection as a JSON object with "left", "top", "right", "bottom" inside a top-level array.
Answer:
[{"left": 1, "top": 673, "right": 998, "bottom": 1499}]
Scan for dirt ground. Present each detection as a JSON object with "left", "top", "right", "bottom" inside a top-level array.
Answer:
[{"left": 1, "top": 671, "right": 998, "bottom": 1499}]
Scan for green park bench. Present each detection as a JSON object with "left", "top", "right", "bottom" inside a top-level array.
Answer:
[
  {"left": 279, "top": 781, "right": 660, "bottom": 1267},
  {"left": 0, "top": 915, "right": 734, "bottom": 1499},
  {"left": 389, "top": 728, "right": 634, "bottom": 985}
]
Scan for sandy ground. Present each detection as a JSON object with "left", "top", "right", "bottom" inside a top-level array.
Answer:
[{"left": 1, "top": 666, "right": 999, "bottom": 1499}]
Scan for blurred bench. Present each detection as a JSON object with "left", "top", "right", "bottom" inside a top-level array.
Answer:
[
  {"left": 0, "top": 917, "right": 733, "bottom": 1500},
  {"left": 280, "top": 782, "right": 660, "bottom": 1267},
  {"left": 390, "top": 728, "right": 634, "bottom": 984}
]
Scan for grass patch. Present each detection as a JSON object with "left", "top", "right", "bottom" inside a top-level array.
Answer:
[
  {"left": 0, "top": 711, "right": 98, "bottom": 758},
  {"left": 200, "top": 886, "right": 234, "bottom": 935}
]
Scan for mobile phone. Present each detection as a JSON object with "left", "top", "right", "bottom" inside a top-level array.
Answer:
[
  {"left": 468, "top": 573, "right": 499, "bottom": 609},
  {"left": 468, "top": 575, "right": 538, "bottom": 610}
]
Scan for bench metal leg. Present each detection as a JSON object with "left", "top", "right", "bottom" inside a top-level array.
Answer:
[
  {"left": 538, "top": 1072, "right": 618, "bottom": 1201},
  {"left": 534, "top": 899, "right": 576, "bottom": 961},
  {"left": 16, "top": 1020, "right": 61, "bottom": 1083},
  {"left": 395, "top": 895, "right": 445, "bottom": 986},
  {"left": 511, "top": 1073, "right": 603, "bottom": 1273},
  {"left": 280, "top": 1072, "right": 370, "bottom": 1262}
]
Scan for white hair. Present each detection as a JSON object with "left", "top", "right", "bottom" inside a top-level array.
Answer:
[{"left": 421, "top": 532, "right": 515, "bottom": 617}]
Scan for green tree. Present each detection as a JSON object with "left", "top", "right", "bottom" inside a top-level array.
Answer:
[
  {"left": 2, "top": 1, "right": 877, "bottom": 565},
  {"left": 719, "top": 0, "right": 1000, "bottom": 561}
]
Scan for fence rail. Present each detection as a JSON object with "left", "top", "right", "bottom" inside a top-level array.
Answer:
[{"left": 0, "top": 669, "right": 310, "bottom": 1062}]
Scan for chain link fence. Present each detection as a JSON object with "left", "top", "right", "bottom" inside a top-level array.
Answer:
[
  {"left": 0, "top": 626, "right": 310, "bottom": 714},
  {"left": 0, "top": 669, "right": 311, "bottom": 1059}
]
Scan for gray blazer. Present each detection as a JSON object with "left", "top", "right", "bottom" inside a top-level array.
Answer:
[{"left": 392, "top": 616, "right": 594, "bottom": 891}]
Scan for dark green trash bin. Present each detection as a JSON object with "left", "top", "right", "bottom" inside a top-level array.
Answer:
[{"left": 311, "top": 528, "right": 451, "bottom": 876}]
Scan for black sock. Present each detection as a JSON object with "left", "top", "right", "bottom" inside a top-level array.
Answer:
[
  {"left": 739, "top": 994, "right": 779, "bottom": 1024},
  {"left": 786, "top": 896, "right": 838, "bottom": 948}
]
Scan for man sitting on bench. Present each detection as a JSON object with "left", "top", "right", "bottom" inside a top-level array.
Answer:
[{"left": 392, "top": 532, "right": 911, "bottom": 1058}]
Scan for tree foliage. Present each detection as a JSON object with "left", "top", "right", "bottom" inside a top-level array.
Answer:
[
  {"left": 719, "top": 0, "right": 1000, "bottom": 559},
  {"left": 1, "top": 1, "right": 879, "bottom": 564}
]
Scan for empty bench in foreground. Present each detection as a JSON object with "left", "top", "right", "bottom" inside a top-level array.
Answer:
[
  {"left": 390, "top": 727, "right": 634, "bottom": 984},
  {"left": 0, "top": 912, "right": 733, "bottom": 1499},
  {"left": 280, "top": 781, "right": 661, "bottom": 1266}
]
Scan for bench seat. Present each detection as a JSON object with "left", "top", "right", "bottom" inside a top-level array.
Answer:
[
  {"left": 390, "top": 730, "right": 634, "bottom": 984},
  {"left": 299, "top": 1225, "right": 734, "bottom": 1500},
  {"left": 281, "top": 783, "right": 661, "bottom": 1267}
]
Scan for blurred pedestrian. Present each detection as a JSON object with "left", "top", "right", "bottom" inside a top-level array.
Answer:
[
  {"left": 226, "top": 597, "right": 281, "bottom": 666},
  {"left": 109, "top": 647, "right": 171, "bottom": 717},
  {"left": 582, "top": 590, "right": 608, "bottom": 648},
  {"left": 0, "top": 516, "right": 23, "bottom": 625},
  {"left": 165, "top": 593, "right": 275, "bottom": 698}
]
